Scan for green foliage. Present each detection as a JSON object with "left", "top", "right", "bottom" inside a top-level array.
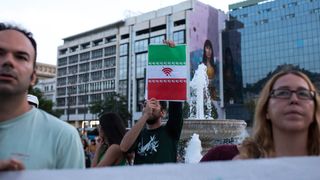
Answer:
[
  {"left": 89, "top": 93, "right": 131, "bottom": 127},
  {"left": 28, "top": 88, "right": 63, "bottom": 118}
]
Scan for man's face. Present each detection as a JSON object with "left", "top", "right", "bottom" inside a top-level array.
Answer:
[
  {"left": 146, "top": 101, "right": 163, "bottom": 125},
  {"left": 0, "top": 30, "right": 36, "bottom": 96}
]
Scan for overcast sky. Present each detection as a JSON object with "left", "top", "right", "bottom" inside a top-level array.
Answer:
[{"left": 1, "top": 0, "right": 240, "bottom": 65}]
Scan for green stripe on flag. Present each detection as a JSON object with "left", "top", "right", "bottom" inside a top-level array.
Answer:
[{"left": 148, "top": 45, "right": 186, "bottom": 65}]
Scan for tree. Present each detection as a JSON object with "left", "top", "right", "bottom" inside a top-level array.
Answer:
[
  {"left": 89, "top": 93, "right": 131, "bottom": 127},
  {"left": 28, "top": 88, "right": 63, "bottom": 118}
]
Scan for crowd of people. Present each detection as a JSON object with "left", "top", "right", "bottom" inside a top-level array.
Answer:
[{"left": 1, "top": 22, "right": 319, "bottom": 172}]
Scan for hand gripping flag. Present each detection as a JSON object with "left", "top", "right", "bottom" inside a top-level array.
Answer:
[{"left": 147, "top": 44, "right": 187, "bottom": 101}]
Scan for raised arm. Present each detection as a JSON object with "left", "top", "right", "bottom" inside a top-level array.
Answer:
[
  {"left": 166, "top": 101, "right": 183, "bottom": 140},
  {"left": 120, "top": 100, "right": 154, "bottom": 153}
]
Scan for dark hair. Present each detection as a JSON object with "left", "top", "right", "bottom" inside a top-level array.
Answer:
[
  {"left": 99, "top": 112, "right": 126, "bottom": 145},
  {"left": 202, "top": 39, "right": 214, "bottom": 66},
  {"left": 159, "top": 101, "right": 167, "bottom": 111},
  {"left": 0, "top": 22, "right": 37, "bottom": 68}
]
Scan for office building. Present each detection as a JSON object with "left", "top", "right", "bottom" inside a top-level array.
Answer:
[
  {"left": 223, "top": 0, "right": 320, "bottom": 121},
  {"left": 56, "top": 0, "right": 227, "bottom": 126}
]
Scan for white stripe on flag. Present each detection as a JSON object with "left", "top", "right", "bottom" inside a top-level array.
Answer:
[{"left": 147, "top": 65, "right": 187, "bottom": 79}]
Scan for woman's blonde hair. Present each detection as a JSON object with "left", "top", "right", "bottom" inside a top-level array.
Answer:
[{"left": 239, "top": 69, "right": 320, "bottom": 158}]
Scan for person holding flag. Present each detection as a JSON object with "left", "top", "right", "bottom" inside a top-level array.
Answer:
[{"left": 120, "top": 40, "right": 183, "bottom": 164}]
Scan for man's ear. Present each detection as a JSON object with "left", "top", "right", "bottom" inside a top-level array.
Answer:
[
  {"left": 160, "top": 109, "right": 166, "bottom": 117},
  {"left": 30, "top": 71, "right": 37, "bottom": 86}
]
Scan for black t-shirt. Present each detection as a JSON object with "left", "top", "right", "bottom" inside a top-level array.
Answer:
[{"left": 131, "top": 102, "right": 183, "bottom": 164}]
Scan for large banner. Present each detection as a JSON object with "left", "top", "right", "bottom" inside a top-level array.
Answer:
[
  {"left": 1, "top": 157, "right": 319, "bottom": 179},
  {"left": 147, "top": 45, "right": 187, "bottom": 101}
]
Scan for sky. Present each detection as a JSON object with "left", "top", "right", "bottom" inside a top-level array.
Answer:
[{"left": 1, "top": 0, "right": 240, "bottom": 65}]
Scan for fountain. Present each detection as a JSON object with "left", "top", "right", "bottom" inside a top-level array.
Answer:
[{"left": 181, "top": 63, "right": 247, "bottom": 154}]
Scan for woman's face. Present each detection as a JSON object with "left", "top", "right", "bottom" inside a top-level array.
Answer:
[
  {"left": 267, "top": 74, "right": 315, "bottom": 133},
  {"left": 205, "top": 46, "right": 212, "bottom": 59}
]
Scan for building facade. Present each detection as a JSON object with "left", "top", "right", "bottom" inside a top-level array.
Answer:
[
  {"left": 35, "top": 62, "right": 56, "bottom": 80},
  {"left": 224, "top": 0, "right": 320, "bottom": 122},
  {"left": 35, "top": 78, "right": 56, "bottom": 103},
  {"left": 56, "top": 0, "right": 227, "bottom": 126}
]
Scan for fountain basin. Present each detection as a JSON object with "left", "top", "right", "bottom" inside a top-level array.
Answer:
[{"left": 181, "top": 119, "right": 247, "bottom": 151}]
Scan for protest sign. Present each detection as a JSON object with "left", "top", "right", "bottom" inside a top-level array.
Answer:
[{"left": 147, "top": 44, "right": 187, "bottom": 101}]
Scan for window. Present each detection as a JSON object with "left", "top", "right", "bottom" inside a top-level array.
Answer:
[
  {"left": 119, "top": 80, "right": 128, "bottom": 97},
  {"left": 90, "top": 94, "right": 101, "bottom": 103},
  {"left": 59, "top": 49, "right": 67, "bottom": 55},
  {"left": 92, "top": 49, "right": 103, "bottom": 59},
  {"left": 104, "top": 68, "right": 116, "bottom": 79},
  {"left": 150, "top": 24, "right": 166, "bottom": 32},
  {"left": 120, "top": 44, "right": 128, "bottom": 56},
  {"left": 58, "top": 57, "right": 67, "bottom": 66},
  {"left": 136, "top": 53, "right": 147, "bottom": 78},
  {"left": 68, "top": 75, "right": 77, "bottom": 84},
  {"left": 57, "top": 88, "right": 66, "bottom": 96},
  {"left": 135, "top": 39, "right": 148, "bottom": 53},
  {"left": 57, "top": 67, "right": 67, "bottom": 76},
  {"left": 104, "top": 46, "right": 116, "bottom": 56},
  {"left": 80, "top": 52, "right": 90, "bottom": 61},
  {"left": 79, "top": 63, "right": 90, "bottom": 72},
  {"left": 105, "top": 35, "right": 116, "bottom": 43},
  {"left": 136, "top": 78, "right": 145, "bottom": 112},
  {"left": 69, "top": 55, "right": 78, "bottom": 64},
  {"left": 150, "top": 35, "right": 165, "bottom": 44},
  {"left": 119, "top": 56, "right": 128, "bottom": 80},
  {"left": 93, "top": 39, "right": 103, "bottom": 46},
  {"left": 91, "top": 71, "right": 102, "bottom": 81},
  {"left": 174, "top": 19, "right": 185, "bottom": 26},
  {"left": 102, "top": 80, "right": 115, "bottom": 90},
  {"left": 57, "top": 98, "right": 66, "bottom": 106},
  {"left": 91, "top": 60, "right": 102, "bottom": 70},
  {"left": 104, "top": 57, "right": 116, "bottom": 67},
  {"left": 121, "top": 34, "right": 129, "bottom": 39},
  {"left": 68, "top": 65, "right": 78, "bottom": 74},
  {"left": 81, "top": 43, "right": 90, "bottom": 50},
  {"left": 70, "top": 46, "right": 79, "bottom": 53},
  {"left": 57, "top": 77, "right": 66, "bottom": 86},
  {"left": 79, "top": 73, "right": 89, "bottom": 83},
  {"left": 173, "top": 30, "right": 185, "bottom": 44}
]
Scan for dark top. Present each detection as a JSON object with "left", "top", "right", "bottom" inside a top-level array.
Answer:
[
  {"left": 130, "top": 102, "right": 183, "bottom": 164},
  {"left": 200, "top": 144, "right": 239, "bottom": 162}
]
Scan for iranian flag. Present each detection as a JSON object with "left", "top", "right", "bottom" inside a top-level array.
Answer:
[{"left": 147, "top": 44, "right": 187, "bottom": 101}]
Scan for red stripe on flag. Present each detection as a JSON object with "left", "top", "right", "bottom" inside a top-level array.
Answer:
[{"left": 147, "top": 78, "right": 187, "bottom": 100}]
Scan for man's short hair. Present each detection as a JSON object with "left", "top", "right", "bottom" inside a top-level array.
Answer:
[
  {"left": 0, "top": 22, "right": 37, "bottom": 67},
  {"left": 159, "top": 101, "right": 167, "bottom": 111}
]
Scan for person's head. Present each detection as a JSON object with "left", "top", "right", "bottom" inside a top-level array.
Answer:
[
  {"left": 27, "top": 94, "right": 39, "bottom": 108},
  {"left": 0, "top": 23, "right": 37, "bottom": 96},
  {"left": 202, "top": 39, "right": 214, "bottom": 66},
  {"left": 90, "top": 139, "right": 96, "bottom": 145},
  {"left": 146, "top": 100, "right": 167, "bottom": 125},
  {"left": 98, "top": 112, "right": 126, "bottom": 145},
  {"left": 248, "top": 69, "right": 320, "bottom": 157},
  {"left": 82, "top": 139, "right": 88, "bottom": 150}
]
